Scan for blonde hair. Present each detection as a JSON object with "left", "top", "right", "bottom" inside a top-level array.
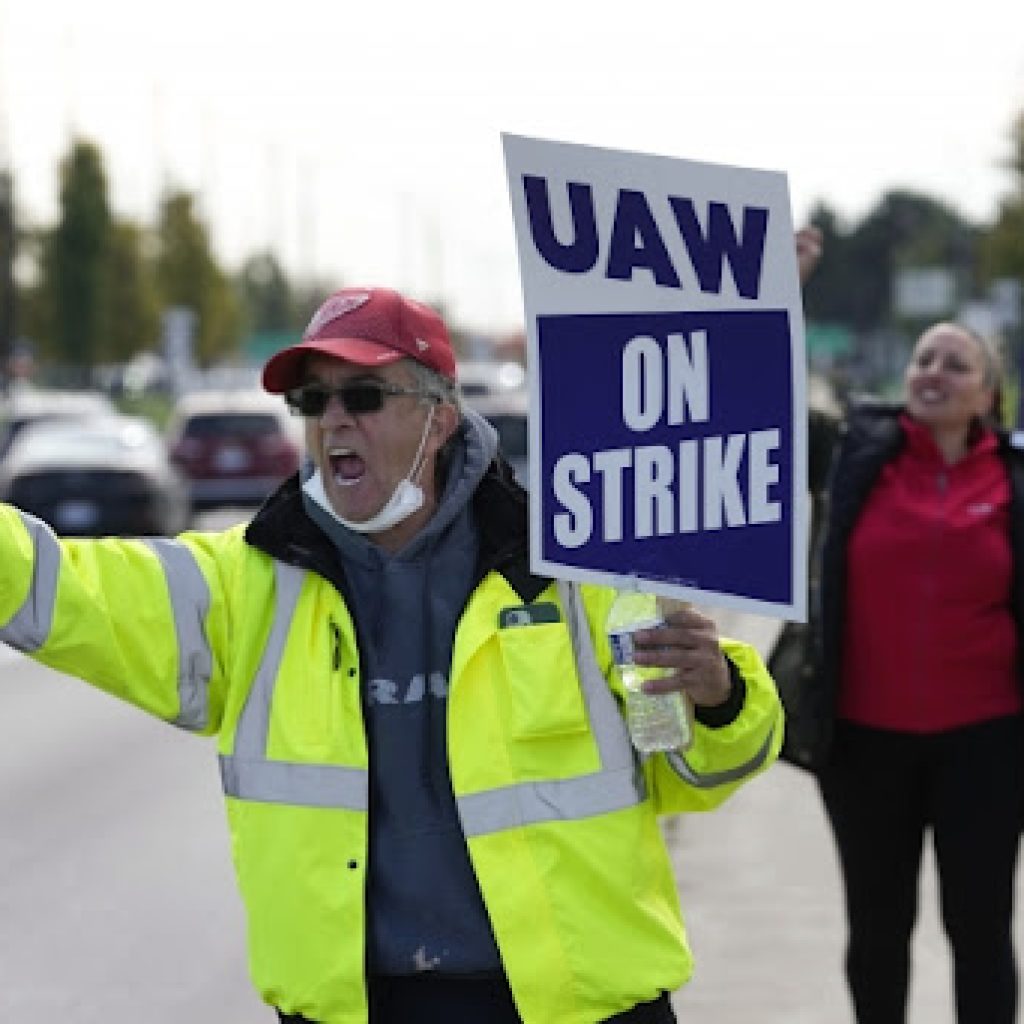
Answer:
[
  {"left": 919, "top": 321, "right": 1005, "bottom": 426},
  {"left": 957, "top": 324, "right": 1002, "bottom": 391}
]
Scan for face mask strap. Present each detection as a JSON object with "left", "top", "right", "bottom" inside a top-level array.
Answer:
[{"left": 406, "top": 404, "right": 436, "bottom": 487}]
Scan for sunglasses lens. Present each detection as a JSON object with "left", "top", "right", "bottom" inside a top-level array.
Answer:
[
  {"left": 287, "top": 383, "right": 390, "bottom": 417},
  {"left": 339, "top": 385, "right": 385, "bottom": 414},
  {"left": 286, "top": 387, "right": 329, "bottom": 417}
]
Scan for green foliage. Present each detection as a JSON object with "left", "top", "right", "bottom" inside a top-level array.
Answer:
[
  {"left": 1007, "top": 111, "right": 1024, "bottom": 181},
  {"left": 981, "top": 202, "right": 1024, "bottom": 283},
  {"left": 153, "top": 191, "right": 242, "bottom": 366},
  {"left": 39, "top": 140, "right": 113, "bottom": 376},
  {"left": 1000, "top": 377, "right": 1019, "bottom": 428},
  {"left": 114, "top": 389, "right": 174, "bottom": 429},
  {"left": 976, "top": 113, "right": 1024, "bottom": 428},
  {"left": 237, "top": 252, "right": 294, "bottom": 334},
  {"left": 803, "top": 191, "right": 978, "bottom": 335},
  {"left": 102, "top": 220, "right": 160, "bottom": 362},
  {"left": 979, "top": 114, "right": 1024, "bottom": 287},
  {"left": 23, "top": 140, "right": 165, "bottom": 376},
  {"left": 290, "top": 279, "right": 336, "bottom": 329},
  {"left": 11, "top": 140, "right": 315, "bottom": 379}
]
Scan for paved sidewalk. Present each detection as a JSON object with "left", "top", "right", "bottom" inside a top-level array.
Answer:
[{"left": 664, "top": 611, "right": 1021, "bottom": 1023}]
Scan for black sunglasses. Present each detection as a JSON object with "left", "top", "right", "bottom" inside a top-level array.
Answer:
[{"left": 285, "top": 381, "right": 430, "bottom": 417}]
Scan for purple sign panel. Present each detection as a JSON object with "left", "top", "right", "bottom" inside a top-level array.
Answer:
[{"left": 538, "top": 309, "right": 793, "bottom": 605}]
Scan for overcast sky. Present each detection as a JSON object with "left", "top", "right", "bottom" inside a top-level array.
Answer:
[{"left": 2, "top": 0, "right": 1023, "bottom": 334}]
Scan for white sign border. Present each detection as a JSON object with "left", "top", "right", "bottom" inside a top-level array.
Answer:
[{"left": 504, "top": 133, "right": 808, "bottom": 622}]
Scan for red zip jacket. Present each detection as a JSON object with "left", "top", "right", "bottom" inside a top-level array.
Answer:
[{"left": 838, "top": 414, "right": 1021, "bottom": 732}]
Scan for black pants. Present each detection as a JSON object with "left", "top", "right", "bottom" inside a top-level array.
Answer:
[
  {"left": 819, "top": 715, "right": 1024, "bottom": 1024},
  {"left": 277, "top": 975, "right": 677, "bottom": 1023}
]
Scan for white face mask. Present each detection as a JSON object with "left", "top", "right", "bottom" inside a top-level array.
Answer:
[{"left": 302, "top": 405, "right": 436, "bottom": 535}]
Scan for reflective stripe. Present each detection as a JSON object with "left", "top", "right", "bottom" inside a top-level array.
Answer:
[
  {"left": 220, "top": 755, "right": 368, "bottom": 810},
  {"left": 666, "top": 728, "right": 777, "bottom": 789},
  {"left": 218, "top": 572, "right": 640, "bottom": 827},
  {"left": 562, "top": 580, "right": 775, "bottom": 794},
  {"left": 231, "top": 560, "right": 305, "bottom": 759},
  {"left": 145, "top": 539, "right": 214, "bottom": 731},
  {"left": 0, "top": 511, "right": 61, "bottom": 653},
  {"left": 557, "top": 580, "right": 635, "bottom": 771},
  {"left": 458, "top": 764, "right": 643, "bottom": 837},
  {"left": 214, "top": 557, "right": 771, "bottom": 834},
  {"left": 218, "top": 561, "right": 366, "bottom": 807},
  {"left": 453, "top": 583, "right": 645, "bottom": 838}
]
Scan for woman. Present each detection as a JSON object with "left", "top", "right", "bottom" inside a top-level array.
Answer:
[{"left": 795, "top": 322, "right": 1024, "bottom": 1023}]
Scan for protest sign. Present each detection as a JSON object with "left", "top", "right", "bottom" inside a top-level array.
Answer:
[{"left": 502, "top": 133, "right": 807, "bottom": 619}]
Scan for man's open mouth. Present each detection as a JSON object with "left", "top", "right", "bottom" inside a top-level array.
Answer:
[{"left": 328, "top": 446, "right": 366, "bottom": 484}]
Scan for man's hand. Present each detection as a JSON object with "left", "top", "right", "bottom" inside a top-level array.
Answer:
[
  {"left": 796, "top": 225, "right": 823, "bottom": 284},
  {"left": 628, "top": 605, "right": 732, "bottom": 708}
]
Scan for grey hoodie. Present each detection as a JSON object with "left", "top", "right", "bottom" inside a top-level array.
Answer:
[{"left": 301, "top": 409, "right": 503, "bottom": 976}]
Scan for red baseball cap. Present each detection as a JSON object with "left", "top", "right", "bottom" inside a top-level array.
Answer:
[{"left": 262, "top": 286, "right": 457, "bottom": 393}]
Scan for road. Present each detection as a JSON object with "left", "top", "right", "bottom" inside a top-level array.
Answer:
[
  {"left": 0, "top": 528, "right": 1013, "bottom": 1022},
  {"left": 0, "top": 643, "right": 266, "bottom": 1021}
]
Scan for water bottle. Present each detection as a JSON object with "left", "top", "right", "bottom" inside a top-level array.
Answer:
[{"left": 606, "top": 590, "right": 694, "bottom": 754}]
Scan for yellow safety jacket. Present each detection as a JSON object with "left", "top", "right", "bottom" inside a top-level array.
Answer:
[{"left": 0, "top": 471, "right": 782, "bottom": 1024}]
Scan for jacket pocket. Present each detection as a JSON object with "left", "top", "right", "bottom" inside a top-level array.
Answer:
[{"left": 497, "top": 622, "right": 588, "bottom": 738}]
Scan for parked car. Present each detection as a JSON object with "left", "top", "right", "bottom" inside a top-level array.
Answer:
[
  {"left": 465, "top": 387, "right": 529, "bottom": 487},
  {"left": 0, "top": 414, "right": 190, "bottom": 536},
  {"left": 457, "top": 360, "right": 526, "bottom": 399},
  {"left": 166, "top": 390, "right": 302, "bottom": 510},
  {"left": 0, "top": 388, "right": 117, "bottom": 461}
]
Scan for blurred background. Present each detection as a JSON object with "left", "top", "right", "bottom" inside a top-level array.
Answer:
[
  {"left": 1, "top": 4, "right": 1023, "bottom": 1019},
  {"left": 1, "top": 1, "right": 1023, "bottom": 422}
]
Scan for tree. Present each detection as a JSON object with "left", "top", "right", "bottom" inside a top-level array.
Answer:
[
  {"left": 800, "top": 201, "right": 857, "bottom": 326},
  {"left": 979, "top": 113, "right": 1024, "bottom": 424},
  {"left": 237, "top": 252, "right": 294, "bottom": 334},
  {"left": 101, "top": 220, "right": 160, "bottom": 363},
  {"left": 979, "top": 113, "right": 1024, "bottom": 287},
  {"left": 804, "top": 191, "right": 978, "bottom": 335},
  {"left": 153, "top": 191, "right": 240, "bottom": 366},
  {"left": 38, "top": 139, "right": 112, "bottom": 378},
  {"left": 291, "top": 278, "right": 335, "bottom": 330}
]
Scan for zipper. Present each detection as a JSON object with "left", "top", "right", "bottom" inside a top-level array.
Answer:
[
  {"left": 915, "top": 468, "right": 949, "bottom": 719},
  {"left": 329, "top": 617, "right": 342, "bottom": 671}
]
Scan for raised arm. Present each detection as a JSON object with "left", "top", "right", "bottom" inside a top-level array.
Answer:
[{"left": 0, "top": 506, "right": 231, "bottom": 734}]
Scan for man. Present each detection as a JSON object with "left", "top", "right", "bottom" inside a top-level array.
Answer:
[{"left": 0, "top": 286, "right": 782, "bottom": 1023}]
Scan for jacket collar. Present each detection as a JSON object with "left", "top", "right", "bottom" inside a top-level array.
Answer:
[{"left": 244, "top": 457, "right": 551, "bottom": 603}]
